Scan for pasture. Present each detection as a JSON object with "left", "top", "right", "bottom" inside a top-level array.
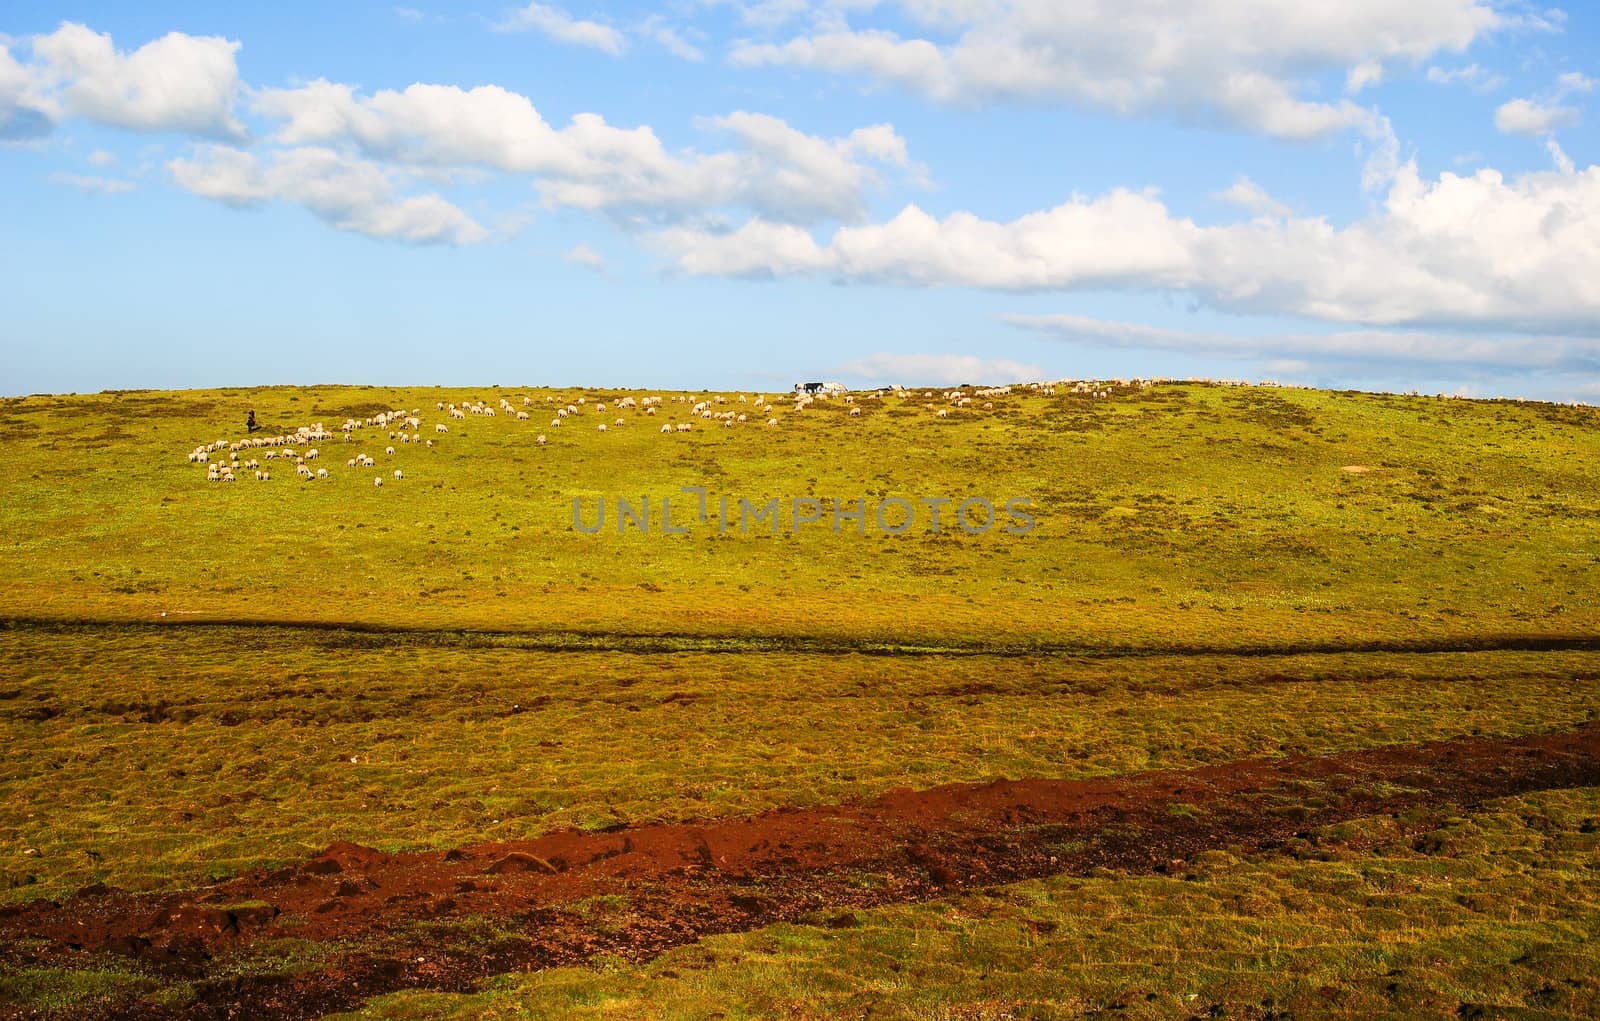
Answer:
[{"left": 1, "top": 380, "right": 1597, "bottom": 1019}]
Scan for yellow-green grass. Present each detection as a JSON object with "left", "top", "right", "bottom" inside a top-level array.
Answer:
[
  {"left": 3, "top": 625, "right": 1596, "bottom": 901},
  {"left": 1, "top": 383, "right": 1596, "bottom": 647},
  {"left": 2, "top": 382, "right": 1598, "bottom": 1017},
  {"left": 14, "top": 788, "right": 1593, "bottom": 1019},
  {"left": 326, "top": 788, "right": 1600, "bottom": 1021}
]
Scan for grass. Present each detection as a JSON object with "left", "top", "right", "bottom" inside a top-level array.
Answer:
[
  {"left": 333, "top": 787, "right": 1600, "bottom": 1020},
  {"left": 0, "top": 382, "right": 1596, "bottom": 646},
  {"left": 0, "top": 380, "right": 1597, "bottom": 1016}
]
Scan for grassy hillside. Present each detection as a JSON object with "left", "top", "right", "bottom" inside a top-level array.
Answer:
[
  {"left": 1, "top": 380, "right": 1597, "bottom": 1019},
  {"left": 0, "top": 381, "right": 1596, "bottom": 647}
]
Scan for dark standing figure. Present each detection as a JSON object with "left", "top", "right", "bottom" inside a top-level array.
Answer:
[{"left": 246, "top": 409, "right": 258, "bottom": 433}]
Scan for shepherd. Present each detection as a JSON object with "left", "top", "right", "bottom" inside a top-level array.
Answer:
[{"left": 246, "top": 409, "right": 259, "bottom": 433}]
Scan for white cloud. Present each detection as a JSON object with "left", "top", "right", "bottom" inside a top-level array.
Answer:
[
  {"left": 1214, "top": 176, "right": 1289, "bottom": 218},
  {"left": 1004, "top": 312, "right": 1600, "bottom": 372},
  {"left": 1425, "top": 63, "right": 1506, "bottom": 91},
  {"left": 253, "top": 80, "right": 916, "bottom": 224},
  {"left": 24, "top": 22, "right": 244, "bottom": 138},
  {"left": 48, "top": 171, "right": 134, "bottom": 194},
  {"left": 730, "top": 0, "right": 1507, "bottom": 139},
  {"left": 494, "top": 3, "right": 627, "bottom": 56},
  {"left": 834, "top": 351, "right": 1047, "bottom": 386},
  {"left": 1495, "top": 96, "right": 1579, "bottom": 135},
  {"left": 168, "top": 144, "right": 490, "bottom": 245},
  {"left": 640, "top": 17, "right": 706, "bottom": 61},
  {"left": 1345, "top": 59, "right": 1384, "bottom": 94},
  {"left": 654, "top": 159, "right": 1600, "bottom": 333},
  {"left": 0, "top": 40, "right": 51, "bottom": 139},
  {"left": 86, "top": 148, "right": 115, "bottom": 166},
  {"left": 1555, "top": 71, "right": 1596, "bottom": 96},
  {"left": 563, "top": 242, "right": 605, "bottom": 269}
]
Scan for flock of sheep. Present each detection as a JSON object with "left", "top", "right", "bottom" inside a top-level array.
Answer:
[{"left": 186, "top": 378, "right": 1186, "bottom": 486}]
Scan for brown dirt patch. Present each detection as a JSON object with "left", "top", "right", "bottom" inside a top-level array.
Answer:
[{"left": 3, "top": 724, "right": 1598, "bottom": 1020}]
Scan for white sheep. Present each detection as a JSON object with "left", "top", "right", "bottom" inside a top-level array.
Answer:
[
  {"left": 660, "top": 423, "right": 673, "bottom": 433},
  {"left": 394, "top": 469, "right": 403, "bottom": 480},
  {"left": 849, "top": 407, "right": 861, "bottom": 416},
  {"left": 385, "top": 446, "right": 396, "bottom": 455},
  {"left": 676, "top": 423, "right": 691, "bottom": 432},
  {"left": 614, "top": 417, "right": 625, "bottom": 425},
  {"left": 536, "top": 434, "right": 547, "bottom": 445},
  {"left": 436, "top": 423, "right": 448, "bottom": 433},
  {"left": 766, "top": 417, "right": 778, "bottom": 427},
  {"left": 374, "top": 476, "right": 383, "bottom": 487},
  {"left": 317, "top": 467, "right": 329, "bottom": 479},
  {"left": 551, "top": 418, "right": 563, "bottom": 427},
  {"left": 597, "top": 423, "right": 607, "bottom": 433}
]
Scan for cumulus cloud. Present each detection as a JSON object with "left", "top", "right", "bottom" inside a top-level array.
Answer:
[
  {"left": 834, "top": 351, "right": 1047, "bottom": 386},
  {"left": 1214, "top": 176, "right": 1290, "bottom": 218},
  {"left": 168, "top": 144, "right": 489, "bottom": 245},
  {"left": 1495, "top": 97, "right": 1579, "bottom": 136},
  {"left": 1004, "top": 312, "right": 1600, "bottom": 373},
  {"left": 0, "top": 40, "right": 52, "bottom": 139},
  {"left": 252, "top": 80, "right": 916, "bottom": 224},
  {"left": 494, "top": 3, "right": 627, "bottom": 55},
  {"left": 563, "top": 242, "right": 605, "bottom": 269},
  {"left": 653, "top": 160, "right": 1600, "bottom": 333},
  {"left": 1496, "top": 72, "right": 1595, "bottom": 137},
  {"left": 18, "top": 22, "right": 244, "bottom": 138},
  {"left": 1425, "top": 63, "right": 1506, "bottom": 91},
  {"left": 639, "top": 16, "right": 705, "bottom": 61},
  {"left": 730, "top": 0, "right": 1506, "bottom": 139},
  {"left": 48, "top": 171, "right": 134, "bottom": 194}
]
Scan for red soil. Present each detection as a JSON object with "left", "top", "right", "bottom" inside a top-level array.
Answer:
[{"left": 3, "top": 723, "right": 1597, "bottom": 1020}]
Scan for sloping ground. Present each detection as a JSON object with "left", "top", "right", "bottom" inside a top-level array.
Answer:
[{"left": 3, "top": 725, "right": 1597, "bottom": 1020}]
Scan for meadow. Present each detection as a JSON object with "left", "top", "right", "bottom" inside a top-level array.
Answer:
[{"left": 0, "top": 380, "right": 1597, "bottom": 1018}]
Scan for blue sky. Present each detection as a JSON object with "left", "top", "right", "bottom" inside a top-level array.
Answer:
[{"left": 2, "top": 1, "right": 1597, "bottom": 399}]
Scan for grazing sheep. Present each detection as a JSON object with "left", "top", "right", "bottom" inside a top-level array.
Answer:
[
  {"left": 598, "top": 423, "right": 607, "bottom": 433},
  {"left": 516, "top": 411, "right": 529, "bottom": 420},
  {"left": 661, "top": 423, "right": 673, "bottom": 433},
  {"left": 936, "top": 409, "right": 949, "bottom": 418},
  {"left": 676, "top": 423, "right": 691, "bottom": 432},
  {"left": 536, "top": 434, "right": 547, "bottom": 445},
  {"left": 394, "top": 469, "right": 403, "bottom": 480},
  {"left": 317, "top": 467, "right": 329, "bottom": 479},
  {"left": 737, "top": 414, "right": 747, "bottom": 422},
  {"left": 374, "top": 476, "right": 383, "bottom": 487},
  {"left": 646, "top": 407, "right": 656, "bottom": 415},
  {"left": 347, "top": 458, "right": 357, "bottom": 468},
  {"left": 436, "top": 423, "right": 448, "bottom": 433},
  {"left": 766, "top": 417, "right": 778, "bottom": 427},
  {"left": 260, "top": 471, "right": 270, "bottom": 481},
  {"left": 551, "top": 418, "right": 563, "bottom": 427},
  {"left": 614, "top": 417, "right": 625, "bottom": 425},
  {"left": 849, "top": 407, "right": 862, "bottom": 416},
  {"left": 385, "top": 446, "right": 396, "bottom": 455}
]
